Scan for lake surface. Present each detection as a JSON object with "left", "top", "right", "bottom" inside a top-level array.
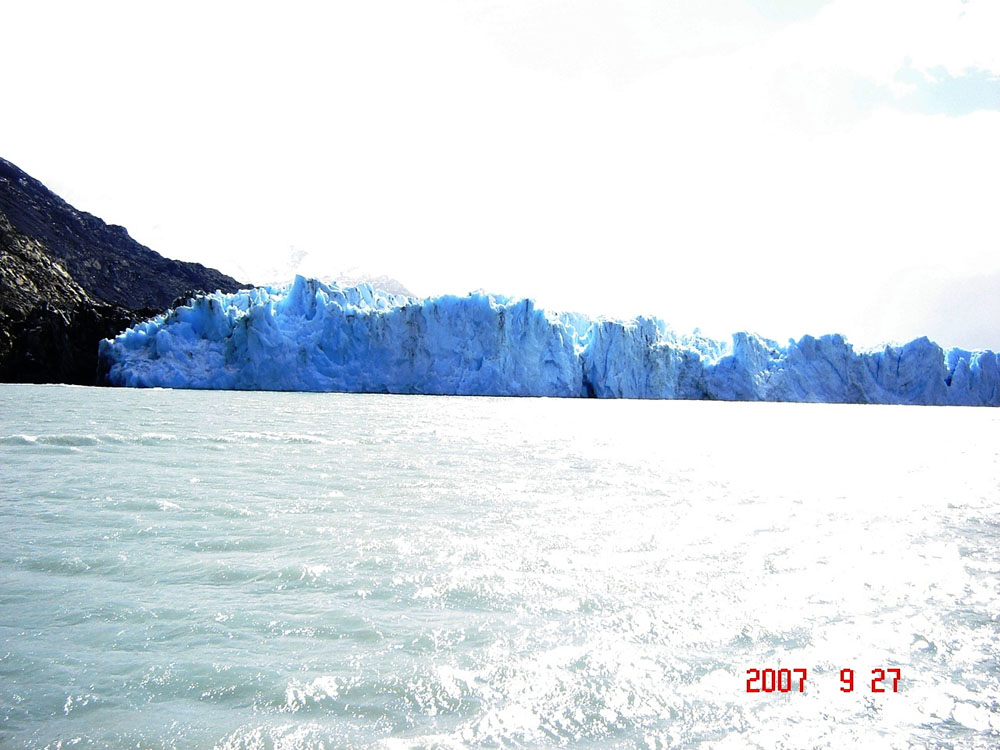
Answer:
[{"left": 1, "top": 385, "right": 998, "bottom": 749}]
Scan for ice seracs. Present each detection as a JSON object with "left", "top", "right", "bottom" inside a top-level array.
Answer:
[{"left": 98, "top": 276, "right": 1000, "bottom": 406}]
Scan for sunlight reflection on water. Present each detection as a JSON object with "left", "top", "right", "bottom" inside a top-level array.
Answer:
[{"left": 1, "top": 385, "right": 999, "bottom": 749}]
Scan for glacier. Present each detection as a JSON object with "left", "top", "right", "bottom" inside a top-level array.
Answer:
[{"left": 98, "top": 276, "right": 1000, "bottom": 406}]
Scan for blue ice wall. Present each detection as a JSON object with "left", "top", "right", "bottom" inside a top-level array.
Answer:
[{"left": 99, "top": 277, "right": 1000, "bottom": 405}]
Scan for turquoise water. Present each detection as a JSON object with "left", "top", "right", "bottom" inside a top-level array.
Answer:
[{"left": 1, "top": 385, "right": 999, "bottom": 749}]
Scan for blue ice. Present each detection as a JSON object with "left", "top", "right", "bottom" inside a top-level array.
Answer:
[{"left": 98, "top": 277, "right": 1000, "bottom": 406}]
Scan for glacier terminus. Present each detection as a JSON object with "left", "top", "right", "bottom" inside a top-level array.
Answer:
[{"left": 98, "top": 276, "right": 1000, "bottom": 406}]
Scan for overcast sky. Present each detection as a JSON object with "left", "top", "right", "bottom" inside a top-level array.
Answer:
[{"left": 3, "top": 0, "right": 998, "bottom": 349}]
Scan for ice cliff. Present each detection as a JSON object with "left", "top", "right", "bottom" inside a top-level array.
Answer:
[{"left": 99, "top": 276, "right": 1000, "bottom": 406}]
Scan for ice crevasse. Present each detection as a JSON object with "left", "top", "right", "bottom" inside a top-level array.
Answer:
[{"left": 98, "top": 276, "right": 1000, "bottom": 406}]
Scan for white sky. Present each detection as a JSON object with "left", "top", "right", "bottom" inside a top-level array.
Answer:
[{"left": 3, "top": 0, "right": 999, "bottom": 350}]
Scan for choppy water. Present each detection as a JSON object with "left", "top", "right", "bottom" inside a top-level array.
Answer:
[{"left": 1, "top": 385, "right": 999, "bottom": 749}]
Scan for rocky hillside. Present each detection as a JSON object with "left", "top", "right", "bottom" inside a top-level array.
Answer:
[
  {"left": 0, "top": 157, "right": 245, "bottom": 384},
  {"left": 0, "top": 158, "right": 242, "bottom": 310}
]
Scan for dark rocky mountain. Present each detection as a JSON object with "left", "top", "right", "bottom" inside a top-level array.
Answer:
[
  {"left": 0, "top": 157, "right": 245, "bottom": 384},
  {"left": 0, "top": 157, "right": 242, "bottom": 310}
]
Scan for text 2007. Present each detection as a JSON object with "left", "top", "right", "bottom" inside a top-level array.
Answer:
[{"left": 745, "top": 668, "right": 902, "bottom": 693}]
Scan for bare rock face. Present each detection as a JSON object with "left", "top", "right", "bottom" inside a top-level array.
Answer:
[
  {"left": 2, "top": 301, "right": 141, "bottom": 386},
  {"left": 0, "top": 157, "right": 245, "bottom": 384}
]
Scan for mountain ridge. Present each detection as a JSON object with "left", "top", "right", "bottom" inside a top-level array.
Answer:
[
  {"left": 0, "top": 157, "right": 245, "bottom": 384},
  {"left": 0, "top": 157, "right": 243, "bottom": 310}
]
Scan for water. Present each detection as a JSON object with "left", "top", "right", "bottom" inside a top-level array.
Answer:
[{"left": 1, "top": 385, "right": 998, "bottom": 749}]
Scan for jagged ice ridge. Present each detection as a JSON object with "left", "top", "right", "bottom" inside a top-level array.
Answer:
[{"left": 99, "top": 276, "right": 1000, "bottom": 405}]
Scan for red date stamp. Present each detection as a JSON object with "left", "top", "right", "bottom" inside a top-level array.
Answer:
[{"left": 745, "top": 668, "right": 901, "bottom": 693}]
